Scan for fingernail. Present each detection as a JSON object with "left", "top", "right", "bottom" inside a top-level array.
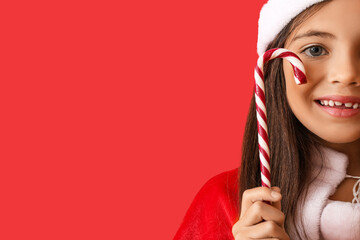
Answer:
[{"left": 271, "top": 191, "right": 281, "bottom": 198}]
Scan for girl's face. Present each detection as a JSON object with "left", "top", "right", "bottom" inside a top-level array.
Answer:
[{"left": 283, "top": 0, "right": 360, "bottom": 144}]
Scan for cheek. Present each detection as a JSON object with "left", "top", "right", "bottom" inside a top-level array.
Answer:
[
  {"left": 283, "top": 62, "right": 360, "bottom": 143},
  {"left": 283, "top": 61, "right": 312, "bottom": 113},
  {"left": 303, "top": 60, "right": 327, "bottom": 82},
  {"left": 285, "top": 80, "right": 312, "bottom": 120}
]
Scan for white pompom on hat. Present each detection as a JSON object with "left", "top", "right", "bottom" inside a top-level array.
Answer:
[{"left": 257, "top": 0, "right": 326, "bottom": 56}]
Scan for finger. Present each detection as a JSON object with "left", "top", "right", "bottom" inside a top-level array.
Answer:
[
  {"left": 241, "top": 201, "right": 285, "bottom": 227},
  {"left": 233, "top": 201, "right": 285, "bottom": 237},
  {"left": 259, "top": 238, "right": 280, "bottom": 240},
  {"left": 271, "top": 186, "right": 282, "bottom": 211},
  {"left": 235, "top": 220, "right": 289, "bottom": 240},
  {"left": 240, "top": 187, "right": 282, "bottom": 218},
  {"left": 234, "top": 236, "right": 279, "bottom": 240}
]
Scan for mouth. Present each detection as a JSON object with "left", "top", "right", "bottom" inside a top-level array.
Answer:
[
  {"left": 314, "top": 96, "right": 360, "bottom": 118},
  {"left": 315, "top": 100, "right": 359, "bottom": 109}
]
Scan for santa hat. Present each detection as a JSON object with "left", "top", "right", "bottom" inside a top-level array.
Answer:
[{"left": 257, "top": 0, "right": 326, "bottom": 56}]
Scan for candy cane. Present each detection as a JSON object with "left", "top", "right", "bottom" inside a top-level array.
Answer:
[{"left": 254, "top": 48, "right": 307, "bottom": 188}]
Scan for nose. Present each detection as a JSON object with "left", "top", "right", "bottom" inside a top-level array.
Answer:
[{"left": 328, "top": 50, "right": 360, "bottom": 87}]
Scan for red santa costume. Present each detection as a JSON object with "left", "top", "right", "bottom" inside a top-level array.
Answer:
[{"left": 173, "top": 168, "right": 240, "bottom": 240}]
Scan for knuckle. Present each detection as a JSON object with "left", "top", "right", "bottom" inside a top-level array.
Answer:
[
  {"left": 231, "top": 225, "right": 236, "bottom": 236},
  {"left": 231, "top": 223, "right": 238, "bottom": 236},
  {"left": 232, "top": 220, "right": 243, "bottom": 237},
  {"left": 265, "top": 220, "right": 278, "bottom": 233},
  {"left": 242, "top": 189, "right": 250, "bottom": 199},
  {"left": 253, "top": 200, "right": 264, "bottom": 212},
  {"left": 234, "top": 233, "right": 246, "bottom": 240},
  {"left": 280, "top": 211, "right": 286, "bottom": 221}
]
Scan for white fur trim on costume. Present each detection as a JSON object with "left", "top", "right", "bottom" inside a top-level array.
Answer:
[
  {"left": 286, "top": 146, "right": 349, "bottom": 240},
  {"left": 257, "top": 0, "right": 326, "bottom": 56}
]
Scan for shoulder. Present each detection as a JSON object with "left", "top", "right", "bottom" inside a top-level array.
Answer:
[
  {"left": 193, "top": 168, "right": 239, "bottom": 207},
  {"left": 173, "top": 168, "right": 240, "bottom": 240}
]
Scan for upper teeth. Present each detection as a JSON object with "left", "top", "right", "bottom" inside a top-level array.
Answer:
[{"left": 320, "top": 100, "right": 359, "bottom": 109}]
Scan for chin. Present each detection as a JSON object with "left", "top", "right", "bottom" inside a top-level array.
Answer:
[{"left": 318, "top": 134, "right": 360, "bottom": 145}]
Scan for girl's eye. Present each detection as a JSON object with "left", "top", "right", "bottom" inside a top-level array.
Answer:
[{"left": 302, "top": 45, "right": 327, "bottom": 57}]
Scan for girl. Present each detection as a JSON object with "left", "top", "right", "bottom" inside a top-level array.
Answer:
[{"left": 174, "top": 0, "right": 360, "bottom": 239}]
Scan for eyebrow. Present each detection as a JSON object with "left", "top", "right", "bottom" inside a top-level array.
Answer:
[{"left": 291, "top": 30, "right": 336, "bottom": 43}]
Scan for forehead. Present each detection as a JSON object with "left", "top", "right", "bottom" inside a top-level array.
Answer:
[{"left": 287, "top": 0, "right": 360, "bottom": 45}]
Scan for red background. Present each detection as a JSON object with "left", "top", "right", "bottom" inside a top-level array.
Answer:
[{"left": 1, "top": 0, "right": 266, "bottom": 239}]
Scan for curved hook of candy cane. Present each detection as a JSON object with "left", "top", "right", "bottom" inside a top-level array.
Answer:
[{"left": 253, "top": 48, "right": 307, "bottom": 188}]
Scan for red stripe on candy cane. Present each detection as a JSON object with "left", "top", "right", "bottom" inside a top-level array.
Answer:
[{"left": 254, "top": 48, "right": 307, "bottom": 189}]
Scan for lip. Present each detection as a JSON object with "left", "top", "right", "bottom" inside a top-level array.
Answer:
[
  {"left": 314, "top": 95, "right": 360, "bottom": 103},
  {"left": 315, "top": 101, "right": 360, "bottom": 118}
]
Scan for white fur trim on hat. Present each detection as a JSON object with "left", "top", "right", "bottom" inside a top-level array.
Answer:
[{"left": 257, "top": 0, "right": 326, "bottom": 56}]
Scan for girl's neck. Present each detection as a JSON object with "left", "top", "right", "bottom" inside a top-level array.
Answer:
[{"left": 324, "top": 139, "right": 360, "bottom": 176}]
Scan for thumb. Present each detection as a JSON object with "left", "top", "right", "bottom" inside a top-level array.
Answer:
[{"left": 271, "top": 186, "right": 282, "bottom": 211}]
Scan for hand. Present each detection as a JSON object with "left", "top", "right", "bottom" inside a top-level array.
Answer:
[{"left": 232, "top": 186, "right": 290, "bottom": 240}]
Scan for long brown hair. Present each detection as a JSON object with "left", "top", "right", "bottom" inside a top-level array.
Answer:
[{"left": 238, "top": 1, "right": 331, "bottom": 239}]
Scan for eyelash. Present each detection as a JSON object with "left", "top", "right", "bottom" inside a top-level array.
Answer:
[{"left": 301, "top": 45, "right": 328, "bottom": 58}]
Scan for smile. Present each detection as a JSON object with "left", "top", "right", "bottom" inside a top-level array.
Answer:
[
  {"left": 315, "top": 100, "right": 360, "bottom": 118},
  {"left": 318, "top": 100, "right": 359, "bottom": 109}
]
